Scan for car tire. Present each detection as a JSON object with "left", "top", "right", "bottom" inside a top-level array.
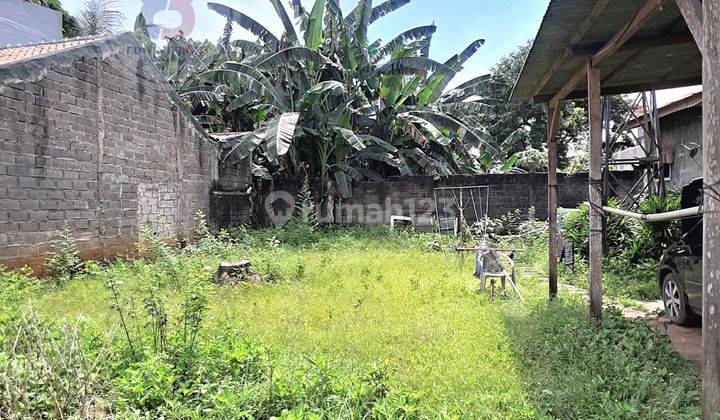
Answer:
[{"left": 661, "top": 272, "right": 694, "bottom": 326}]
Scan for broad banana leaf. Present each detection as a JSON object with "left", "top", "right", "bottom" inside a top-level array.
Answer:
[
  {"left": 222, "top": 61, "right": 287, "bottom": 104},
  {"left": 345, "top": 0, "right": 411, "bottom": 26},
  {"left": 231, "top": 40, "right": 265, "bottom": 55},
  {"left": 439, "top": 101, "right": 493, "bottom": 114},
  {"left": 265, "top": 112, "right": 301, "bottom": 160},
  {"left": 399, "top": 113, "right": 449, "bottom": 145},
  {"left": 370, "top": 0, "right": 411, "bottom": 23},
  {"left": 354, "top": 148, "right": 411, "bottom": 175},
  {"left": 352, "top": 0, "right": 373, "bottom": 47},
  {"left": 360, "top": 135, "right": 397, "bottom": 152},
  {"left": 429, "top": 39, "right": 486, "bottom": 102},
  {"left": 375, "top": 25, "right": 436, "bottom": 61},
  {"left": 498, "top": 155, "right": 519, "bottom": 173},
  {"left": 379, "top": 57, "right": 454, "bottom": 76},
  {"left": 444, "top": 39, "right": 486, "bottom": 71},
  {"left": 251, "top": 163, "right": 272, "bottom": 179},
  {"left": 221, "top": 131, "right": 265, "bottom": 164},
  {"left": 335, "top": 127, "right": 366, "bottom": 150},
  {"left": 409, "top": 110, "right": 499, "bottom": 157},
  {"left": 199, "top": 69, "right": 287, "bottom": 110},
  {"left": 208, "top": 3, "right": 279, "bottom": 49},
  {"left": 254, "top": 47, "right": 329, "bottom": 71},
  {"left": 304, "top": 0, "right": 325, "bottom": 50},
  {"left": 333, "top": 166, "right": 352, "bottom": 198},
  {"left": 268, "top": 0, "right": 300, "bottom": 44}
]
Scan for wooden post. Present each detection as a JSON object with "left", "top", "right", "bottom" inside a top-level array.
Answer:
[
  {"left": 587, "top": 62, "right": 603, "bottom": 329},
  {"left": 702, "top": 1, "right": 720, "bottom": 416},
  {"left": 547, "top": 104, "right": 561, "bottom": 299}
]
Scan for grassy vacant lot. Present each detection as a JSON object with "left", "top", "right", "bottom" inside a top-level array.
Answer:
[{"left": 1, "top": 226, "right": 700, "bottom": 418}]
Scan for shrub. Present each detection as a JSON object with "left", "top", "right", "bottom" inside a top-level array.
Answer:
[
  {"left": 0, "top": 311, "right": 109, "bottom": 419},
  {"left": 46, "top": 221, "right": 84, "bottom": 282}
]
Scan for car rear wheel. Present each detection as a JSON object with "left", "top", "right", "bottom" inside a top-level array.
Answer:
[{"left": 662, "top": 272, "right": 692, "bottom": 326}]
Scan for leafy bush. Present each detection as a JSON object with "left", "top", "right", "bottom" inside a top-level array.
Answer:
[
  {"left": 505, "top": 299, "right": 700, "bottom": 419},
  {"left": 0, "top": 311, "right": 109, "bottom": 419},
  {"left": 46, "top": 221, "right": 84, "bottom": 282}
]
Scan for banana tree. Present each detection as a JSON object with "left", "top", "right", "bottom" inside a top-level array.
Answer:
[{"left": 195, "top": 0, "right": 511, "bottom": 209}]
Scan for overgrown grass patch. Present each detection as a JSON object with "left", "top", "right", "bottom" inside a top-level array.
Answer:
[{"left": 1, "top": 227, "right": 699, "bottom": 418}]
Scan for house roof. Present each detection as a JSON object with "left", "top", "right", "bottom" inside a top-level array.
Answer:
[
  {"left": 0, "top": 38, "right": 97, "bottom": 65},
  {"left": 512, "top": 0, "right": 702, "bottom": 103},
  {"left": 0, "top": 0, "right": 62, "bottom": 46},
  {"left": 627, "top": 90, "right": 702, "bottom": 129}
]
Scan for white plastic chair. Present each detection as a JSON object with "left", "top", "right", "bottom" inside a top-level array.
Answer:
[{"left": 474, "top": 249, "right": 522, "bottom": 301}]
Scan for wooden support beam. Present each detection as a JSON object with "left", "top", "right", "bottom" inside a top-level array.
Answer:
[
  {"left": 569, "top": 32, "right": 694, "bottom": 57},
  {"left": 549, "top": 0, "right": 665, "bottom": 109},
  {"left": 532, "top": 0, "right": 612, "bottom": 97},
  {"left": 587, "top": 62, "right": 603, "bottom": 329},
  {"left": 702, "top": 1, "right": 720, "bottom": 417},
  {"left": 593, "top": 0, "right": 665, "bottom": 63},
  {"left": 547, "top": 103, "right": 561, "bottom": 300},
  {"left": 675, "top": 0, "right": 704, "bottom": 55}
]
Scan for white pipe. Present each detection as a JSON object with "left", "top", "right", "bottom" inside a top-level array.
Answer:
[{"left": 601, "top": 205, "right": 702, "bottom": 222}]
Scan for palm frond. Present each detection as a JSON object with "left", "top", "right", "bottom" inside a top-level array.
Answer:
[{"left": 76, "top": 0, "right": 125, "bottom": 36}]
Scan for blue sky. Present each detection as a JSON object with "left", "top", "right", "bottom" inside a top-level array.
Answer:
[{"left": 61, "top": 0, "right": 549, "bottom": 88}]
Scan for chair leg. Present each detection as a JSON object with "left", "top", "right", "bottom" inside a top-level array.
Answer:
[
  {"left": 490, "top": 278, "right": 495, "bottom": 302},
  {"left": 480, "top": 274, "right": 486, "bottom": 292},
  {"left": 501, "top": 276, "right": 506, "bottom": 290}
]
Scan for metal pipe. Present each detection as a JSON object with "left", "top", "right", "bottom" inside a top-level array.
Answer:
[{"left": 601, "top": 205, "right": 702, "bottom": 222}]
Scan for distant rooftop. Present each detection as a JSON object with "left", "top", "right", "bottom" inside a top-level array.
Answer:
[
  {"left": 0, "top": 0, "right": 62, "bottom": 46},
  {"left": 0, "top": 38, "right": 98, "bottom": 66}
]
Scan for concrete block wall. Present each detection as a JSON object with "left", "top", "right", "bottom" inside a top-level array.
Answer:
[
  {"left": 255, "top": 172, "right": 636, "bottom": 229},
  {"left": 0, "top": 50, "right": 242, "bottom": 272}
]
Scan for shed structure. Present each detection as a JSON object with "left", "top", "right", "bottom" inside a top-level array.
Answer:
[{"left": 512, "top": 0, "right": 718, "bottom": 416}]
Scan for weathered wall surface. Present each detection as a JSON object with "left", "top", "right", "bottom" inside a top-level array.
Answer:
[
  {"left": 661, "top": 106, "right": 703, "bottom": 190},
  {"left": 252, "top": 172, "right": 636, "bottom": 229},
  {"left": 0, "top": 48, "right": 244, "bottom": 272}
]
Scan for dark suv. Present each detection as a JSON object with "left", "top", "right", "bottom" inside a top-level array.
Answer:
[{"left": 658, "top": 178, "right": 703, "bottom": 326}]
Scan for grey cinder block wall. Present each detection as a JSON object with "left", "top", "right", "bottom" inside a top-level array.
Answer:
[
  {"left": 0, "top": 34, "right": 248, "bottom": 273},
  {"left": 251, "top": 172, "right": 636, "bottom": 229}
]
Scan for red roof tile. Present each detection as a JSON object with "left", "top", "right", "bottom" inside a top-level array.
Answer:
[{"left": 0, "top": 38, "right": 96, "bottom": 65}]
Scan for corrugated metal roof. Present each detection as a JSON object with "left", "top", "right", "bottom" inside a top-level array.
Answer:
[{"left": 512, "top": 0, "right": 702, "bottom": 103}]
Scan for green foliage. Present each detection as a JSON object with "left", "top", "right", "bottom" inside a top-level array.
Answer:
[
  {"left": 3, "top": 228, "right": 700, "bottom": 417},
  {"left": 515, "top": 147, "right": 548, "bottom": 172},
  {"left": 136, "top": 1, "right": 506, "bottom": 206},
  {"left": 294, "top": 173, "right": 319, "bottom": 228},
  {"left": 505, "top": 301, "right": 699, "bottom": 418},
  {"left": 46, "top": 221, "right": 84, "bottom": 282},
  {"left": 565, "top": 152, "right": 589, "bottom": 174},
  {"left": 481, "top": 41, "right": 631, "bottom": 171}
]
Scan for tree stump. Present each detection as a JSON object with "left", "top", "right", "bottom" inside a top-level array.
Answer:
[{"left": 213, "top": 260, "right": 262, "bottom": 285}]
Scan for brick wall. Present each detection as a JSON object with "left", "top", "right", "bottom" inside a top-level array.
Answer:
[
  {"left": 254, "top": 172, "right": 636, "bottom": 229},
  {"left": 0, "top": 46, "right": 246, "bottom": 272}
]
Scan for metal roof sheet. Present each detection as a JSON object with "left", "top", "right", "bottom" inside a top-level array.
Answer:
[{"left": 512, "top": 0, "right": 702, "bottom": 103}]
